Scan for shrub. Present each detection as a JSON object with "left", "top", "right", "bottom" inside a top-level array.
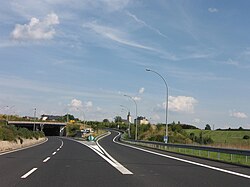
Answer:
[
  {"left": 66, "top": 124, "right": 80, "bottom": 137},
  {"left": 0, "top": 127, "right": 16, "bottom": 141},
  {"left": 148, "top": 134, "right": 164, "bottom": 142},
  {"left": 243, "top": 135, "right": 250, "bottom": 140},
  {"left": 0, "top": 125, "right": 44, "bottom": 142}
]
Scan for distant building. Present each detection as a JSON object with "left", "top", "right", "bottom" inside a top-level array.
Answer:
[
  {"left": 23, "top": 116, "right": 39, "bottom": 120},
  {"left": 127, "top": 112, "right": 132, "bottom": 123},
  {"left": 41, "top": 114, "right": 62, "bottom": 121},
  {"left": 134, "top": 116, "right": 149, "bottom": 125}
]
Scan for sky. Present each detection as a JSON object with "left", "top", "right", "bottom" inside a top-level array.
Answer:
[{"left": 0, "top": 0, "right": 250, "bottom": 129}]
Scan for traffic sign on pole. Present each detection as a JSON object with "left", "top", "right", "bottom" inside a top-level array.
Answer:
[{"left": 164, "top": 136, "right": 168, "bottom": 143}]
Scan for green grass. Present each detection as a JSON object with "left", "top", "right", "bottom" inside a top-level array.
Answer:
[{"left": 185, "top": 129, "right": 250, "bottom": 149}]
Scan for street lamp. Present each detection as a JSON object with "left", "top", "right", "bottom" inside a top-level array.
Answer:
[
  {"left": 120, "top": 105, "right": 131, "bottom": 138},
  {"left": 76, "top": 107, "right": 87, "bottom": 126},
  {"left": 5, "top": 105, "right": 15, "bottom": 122},
  {"left": 146, "top": 69, "right": 169, "bottom": 143},
  {"left": 33, "top": 108, "right": 36, "bottom": 131},
  {"left": 124, "top": 94, "right": 138, "bottom": 140}
]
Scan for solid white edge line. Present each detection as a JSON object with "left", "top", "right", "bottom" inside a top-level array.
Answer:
[
  {"left": 0, "top": 138, "right": 48, "bottom": 156},
  {"left": 91, "top": 145, "right": 104, "bottom": 154},
  {"left": 97, "top": 133, "right": 123, "bottom": 163},
  {"left": 113, "top": 131, "right": 250, "bottom": 179},
  {"left": 21, "top": 168, "right": 38, "bottom": 179},
  {"left": 52, "top": 152, "right": 56, "bottom": 155},
  {"left": 96, "top": 132, "right": 133, "bottom": 174},
  {"left": 81, "top": 142, "right": 118, "bottom": 167},
  {"left": 57, "top": 148, "right": 60, "bottom": 151},
  {"left": 73, "top": 138, "right": 133, "bottom": 175},
  {"left": 43, "top": 157, "right": 51, "bottom": 163}
]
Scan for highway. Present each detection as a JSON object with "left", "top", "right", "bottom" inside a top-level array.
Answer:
[{"left": 0, "top": 131, "right": 249, "bottom": 187}]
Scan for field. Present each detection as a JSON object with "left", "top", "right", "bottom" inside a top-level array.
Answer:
[{"left": 185, "top": 129, "right": 250, "bottom": 149}]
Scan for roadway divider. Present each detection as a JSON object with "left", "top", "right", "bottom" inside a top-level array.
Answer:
[{"left": 119, "top": 134, "right": 250, "bottom": 167}]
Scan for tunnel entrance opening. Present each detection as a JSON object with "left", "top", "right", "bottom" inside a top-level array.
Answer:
[
  {"left": 43, "top": 126, "right": 61, "bottom": 136},
  {"left": 7, "top": 121, "right": 66, "bottom": 136}
]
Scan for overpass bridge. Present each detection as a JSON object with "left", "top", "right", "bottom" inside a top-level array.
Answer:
[{"left": 8, "top": 121, "right": 67, "bottom": 136}]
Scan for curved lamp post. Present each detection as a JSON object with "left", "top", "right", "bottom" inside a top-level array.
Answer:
[
  {"left": 76, "top": 107, "right": 87, "bottom": 124},
  {"left": 6, "top": 105, "right": 15, "bottom": 122},
  {"left": 124, "top": 94, "right": 138, "bottom": 140},
  {"left": 146, "top": 69, "right": 169, "bottom": 143}
]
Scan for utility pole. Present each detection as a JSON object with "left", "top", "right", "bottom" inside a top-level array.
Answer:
[{"left": 33, "top": 108, "right": 36, "bottom": 131}]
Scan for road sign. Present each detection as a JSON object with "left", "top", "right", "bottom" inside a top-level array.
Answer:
[
  {"left": 164, "top": 136, "right": 168, "bottom": 143},
  {"left": 87, "top": 135, "right": 95, "bottom": 141}
]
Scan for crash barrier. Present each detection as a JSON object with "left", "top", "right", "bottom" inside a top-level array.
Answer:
[{"left": 121, "top": 137, "right": 250, "bottom": 166}]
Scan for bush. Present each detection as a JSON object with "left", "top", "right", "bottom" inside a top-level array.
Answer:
[
  {"left": 66, "top": 124, "right": 80, "bottom": 137},
  {"left": 243, "top": 135, "right": 250, "bottom": 140},
  {"left": 0, "top": 125, "right": 44, "bottom": 142},
  {"left": 0, "top": 128, "right": 16, "bottom": 141},
  {"left": 148, "top": 134, "right": 164, "bottom": 142}
]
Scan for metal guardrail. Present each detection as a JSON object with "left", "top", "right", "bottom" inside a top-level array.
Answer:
[
  {"left": 120, "top": 136, "right": 250, "bottom": 166},
  {"left": 122, "top": 139, "right": 250, "bottom": 156},
  {"left": 107, "top": 129, "right": 250, "bottom": 165}
]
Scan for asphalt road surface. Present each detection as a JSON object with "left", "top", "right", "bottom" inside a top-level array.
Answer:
[{"left": 0, "top": 131, "right": 250, "bottom": 187}]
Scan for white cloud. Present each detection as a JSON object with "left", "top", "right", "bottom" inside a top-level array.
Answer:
[
  {"left": 139, "top": 87, "right": 145, "bottom": 94},
  {"left": 126, "top": 11, "right": 168, "bottom": 39},
  {"left": 100, "top": 0, "right": 130, "bottom": 11},
  {"left": 230, "top": 111, "right": 248, "bottom": 119},
  {"left": 208, "top": 8, "right": 218, "bottom": 13},
  {"left": 11, "top": 13, "right": 59, "bottom": 40},
  {"left": 166, "top": 96, "right": 198, "bottom": 113},
  {"left": 83, "top": 22, "right": 155, "bottom": 51},
  {"left": 224, "top": 58, "right": 240, "bottom": 66},
  {"left": 68, "top": 99, "right": 83, "bottom": 111},
  {"left": 132, "top": 96, "right": 141, "bottom": 101},
  {"left": 193, "top": 118, "right": 201, "bottom": 123},
  {"left": 85, "top": 101, "right": 93, "bottom": 108}
]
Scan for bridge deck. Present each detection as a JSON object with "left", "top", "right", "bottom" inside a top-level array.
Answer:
[{"left": 8, "top": 121, "right": 67, "bottom": 126}]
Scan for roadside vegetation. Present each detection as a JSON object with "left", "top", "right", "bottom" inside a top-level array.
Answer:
[
  {"left": 0, "top": 121, "right": 44, "bottom": 143},
  {"left": 81, "top": 119, "right": 250, "bottom": 150},
  {"left": 2, "top": 112, "right": 249, "bottom": 150},
  {"left": 66, "top": 122, "right": 106, "bottom": 139}
]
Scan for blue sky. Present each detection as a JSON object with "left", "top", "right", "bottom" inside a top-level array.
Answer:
[{"left": 0, "top": 0, "right": 250, "bottom": 129}]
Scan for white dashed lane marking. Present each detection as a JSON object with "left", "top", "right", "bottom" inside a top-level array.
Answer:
[
  {"left": 21, "top": 168, "right": 37, "bottom": 179},
  {"left": 43, "top": 157, "right": 51, "bottom": 163}
]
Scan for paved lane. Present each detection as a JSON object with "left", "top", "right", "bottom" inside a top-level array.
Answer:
[
  {"left": 99, "top": 130, "right": 250, "bottom": 187},
  {"left": 1, "top": 133, "right": 250, "bottom": 187},
  {"left": 0, "top": 137, "right": 141, "bottom": 187},
  {"left": 0, "top": 137, "right": 62, "bottom": 186},
  {"left": 17, "top": 137, "right": 133, "bottom": 187}
]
